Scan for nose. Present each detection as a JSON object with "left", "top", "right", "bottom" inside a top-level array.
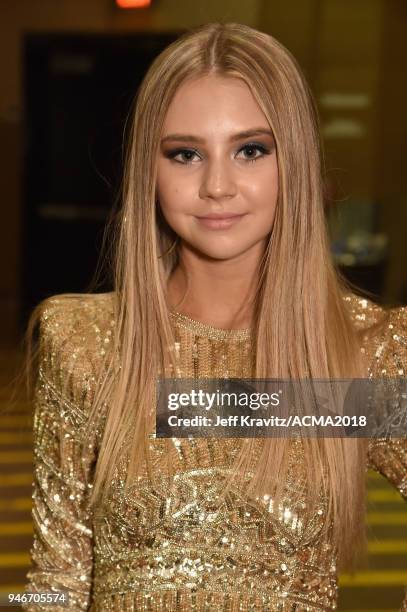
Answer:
[{"left": 199, "top": 157, "right": 237, "bottom": 201}]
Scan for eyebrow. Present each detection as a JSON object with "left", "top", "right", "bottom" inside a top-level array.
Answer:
[{"left": 160, "top": 128, "right": 274, "bottom": 145}]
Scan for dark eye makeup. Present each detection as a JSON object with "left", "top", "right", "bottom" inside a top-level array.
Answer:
[{"left": 162, "top": 142, "right": 273, "bottom": 165}]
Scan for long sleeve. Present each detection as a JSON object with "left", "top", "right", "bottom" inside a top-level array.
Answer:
[
  {"left": 367, "top": 438, "right": 407, "bottom": 612},
  {"left": 367, "top": 439, "right": 407, "bottom": 502},
  {"left": 23, "top": 297, "right": 102, "bottom": 611},
  {"left": 366, "top": 305, "right": 407, "bottom": 610},
  {"left": 366, "top": 305, "right": 407, "bottom": 498}
]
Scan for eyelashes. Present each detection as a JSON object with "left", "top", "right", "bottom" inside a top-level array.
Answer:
[{"left": 163, "top": 142, "right": 272, "bottom": 165}]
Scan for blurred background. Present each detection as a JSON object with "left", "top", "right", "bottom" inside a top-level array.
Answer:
[{"left": 0, "top": 0, "right": 406, "bottom": 610}]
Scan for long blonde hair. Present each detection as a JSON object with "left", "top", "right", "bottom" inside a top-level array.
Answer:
[{"left": 25, "top": 22, "right": 382, "bottom": 570}]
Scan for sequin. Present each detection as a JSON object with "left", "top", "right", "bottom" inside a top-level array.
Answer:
[{"left": 22, "top": 292, "right": 407, "bottom": 611}]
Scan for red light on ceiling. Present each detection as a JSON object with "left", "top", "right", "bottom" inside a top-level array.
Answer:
[{"left": 116, "top": 0, "right": 151, "bottom": 8}]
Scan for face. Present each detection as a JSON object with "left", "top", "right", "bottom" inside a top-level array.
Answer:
[{"left": 156, "top": 74, "right": 278, "bottom": 262}]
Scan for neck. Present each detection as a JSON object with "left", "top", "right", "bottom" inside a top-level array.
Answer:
[{"left": 166, "top": 241, "right": 264, "bottom": 330}]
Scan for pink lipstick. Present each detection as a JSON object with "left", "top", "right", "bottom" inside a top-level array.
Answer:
[{"left": 195, "top": 213, "right": 246, "bottom": 230}]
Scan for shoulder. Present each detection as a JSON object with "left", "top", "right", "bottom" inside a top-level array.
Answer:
[
  {"left": 342, "top": 292, "right": 407, "bottom": 375},
  {"left": 342, "top": 292, "right": 387, "bottom": 328},
  {"left": 39, "top": 291, "right": 116, "bottom": 340},
  {"left": 36, "top": 292, "right": 117, "bottom": 404},
  {"left": 367, "top": 302, "right": 407, "bottom": 376}
]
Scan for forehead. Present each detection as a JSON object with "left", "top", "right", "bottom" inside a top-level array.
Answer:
[{"left": 162, "top": 74, "right": 268, "bottom": 132}]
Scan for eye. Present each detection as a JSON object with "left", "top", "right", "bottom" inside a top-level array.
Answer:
[
  {"left": 237, "top": 143, "right": 269, "bottom": 163},
  {"left": 163, "top": 142, "right": 271, "bottom": 165},
  {"left": 165, "top": 148, "right": 201, "bottom": 165}
]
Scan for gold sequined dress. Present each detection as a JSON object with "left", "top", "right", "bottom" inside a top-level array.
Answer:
[{"left": 23, "top": 293, "right": 407, "bottom": 611}]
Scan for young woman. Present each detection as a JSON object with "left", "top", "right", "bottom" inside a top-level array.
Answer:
[{"left": 23, "top": 22, "right": 406, "bottom": 611}]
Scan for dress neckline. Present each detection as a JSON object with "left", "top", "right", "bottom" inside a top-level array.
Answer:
[{"left": 168, "top": 309, "right": 252, "bottom": 341}]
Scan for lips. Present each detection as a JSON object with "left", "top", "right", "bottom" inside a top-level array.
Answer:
[
  {"left": 197, "top": 213, "right": 244, "bottom": 220},
  {"left": 195, "top": 213, "right": 246, "bottom": 229}
]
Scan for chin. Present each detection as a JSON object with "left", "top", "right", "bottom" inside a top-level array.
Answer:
[{"left": 189, "top": 241, "right": 253, "bottom": 262}]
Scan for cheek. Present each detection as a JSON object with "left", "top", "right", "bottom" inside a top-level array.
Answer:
[
  {"left": 156, "top": 172, "right": 186, "bottom": 231},
  {"left": 156, "top": 163, "right": 171, "bottom": 201},
  {"left": 246, "top": 163, "right": 279, "bottom": 213},
  {"left": 156, "top": 165, "right": 193, "bottom": 213},
  {"left": 156, "top": 170, "right": 179, "bottom": 216}
]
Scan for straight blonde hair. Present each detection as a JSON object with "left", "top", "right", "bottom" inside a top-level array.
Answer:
[{"left": 24, "top": 22, "right": 385, "bottom": 571}]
